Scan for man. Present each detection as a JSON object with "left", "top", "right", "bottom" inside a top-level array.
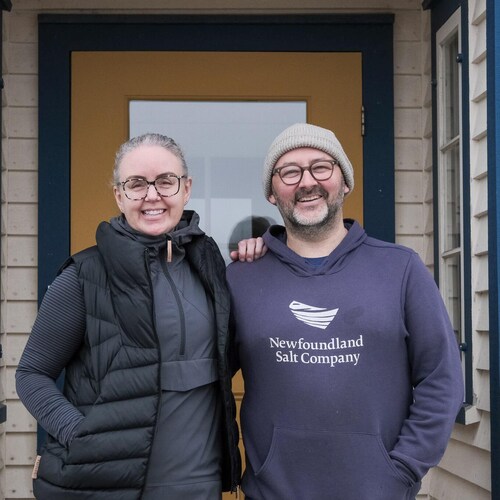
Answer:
[{"left": 226, "top": 123, "right": 464, "bottom": 500}]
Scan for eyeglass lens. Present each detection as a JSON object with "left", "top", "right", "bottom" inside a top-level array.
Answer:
[
  {"left": 277, "top": 160, "right": 336, "bottom": 185},
  {"left": 122, "top": 175, "right": 181, "bottom": 200}
]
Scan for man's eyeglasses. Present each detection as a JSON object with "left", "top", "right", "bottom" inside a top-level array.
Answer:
[
  {"left": 120, "top": 174, "right": 187, "bottom": 200},
  {"left": 272, "top": 160, "right": 337, "bottom": 185}
]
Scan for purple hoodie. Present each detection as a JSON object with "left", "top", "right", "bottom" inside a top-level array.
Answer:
[{"left": 227, "top": 220, "right": 463, "bottom": 500}]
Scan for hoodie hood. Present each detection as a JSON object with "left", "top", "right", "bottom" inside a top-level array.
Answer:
[{"left": 262, "top": 219, "right": 367, "bottom": 276}]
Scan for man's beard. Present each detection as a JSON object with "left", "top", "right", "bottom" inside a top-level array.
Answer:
[{"left": 274, "top": 182, "right": 345, "bottom": 238}]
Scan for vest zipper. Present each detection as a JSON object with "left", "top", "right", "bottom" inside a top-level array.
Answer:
[
  {"left": 159, "top": 239, "right": 187, "bottom": 356},
  {"left": 143, "top": 247, "right": 163, "bottom": 491}
]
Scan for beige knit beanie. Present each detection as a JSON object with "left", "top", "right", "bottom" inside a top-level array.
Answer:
[{"left": 263, "top": 123, "right": 354, "bottom": 199}]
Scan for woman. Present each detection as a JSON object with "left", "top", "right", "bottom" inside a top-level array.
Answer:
[{"left": 16, "top": 133, "right": 260, "bottom": 499}]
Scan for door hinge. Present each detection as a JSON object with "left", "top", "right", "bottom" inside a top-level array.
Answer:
[{"left": 361, "top": 105, "right": 365, "bottom": 136}]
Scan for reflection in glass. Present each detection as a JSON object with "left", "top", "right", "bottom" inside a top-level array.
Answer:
[
  {"left": 444, "top": 143, "right": 461, "bottom": 251},
  {"left": 443, "top": 252, "right": 461, "bottom": 345},
  {"left": 444, "top": 32, "right": 459, "bottom": 142},
  {"left": 129, "top": 100, "right": 306, "bottom": 263},
  {"left": 438, "top": 21, "right": 462, "bottom": 347}
]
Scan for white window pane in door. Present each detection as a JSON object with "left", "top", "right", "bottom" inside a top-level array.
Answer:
[{"left": 130, "top": 101, "right": 306, "bottom": 263}]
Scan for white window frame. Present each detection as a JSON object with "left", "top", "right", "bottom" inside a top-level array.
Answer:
[{"left": 436, "top": 8, "right": 464, "bottom": 351}]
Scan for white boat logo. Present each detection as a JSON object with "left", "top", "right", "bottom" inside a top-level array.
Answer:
[{"left": 289, "top": 301, "right": 339, "bottom": 330}]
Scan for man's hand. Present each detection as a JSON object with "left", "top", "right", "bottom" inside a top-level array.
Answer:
[{"left": 230, "top": 237, "right": 267, "bottom": 262}]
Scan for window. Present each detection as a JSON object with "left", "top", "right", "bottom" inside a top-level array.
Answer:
[
  {"left": 436, "top": 9, "right": 464, "bottom": 348},
  {"left": 434, "top": 7, "right": 477, "bottom": 416},
  {"left": 129, "top": 100, "right": 307, "bottom": 263}
]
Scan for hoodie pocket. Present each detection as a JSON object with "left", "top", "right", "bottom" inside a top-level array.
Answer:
[{"left": 252, "top": 427, "right": 415, "bottom": 500}]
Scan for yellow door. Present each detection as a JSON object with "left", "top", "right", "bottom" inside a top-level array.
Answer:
[{"left": 71, "top": 51, "right": 362, "bottom": 497}]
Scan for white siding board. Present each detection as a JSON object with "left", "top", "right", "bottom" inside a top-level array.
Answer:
[
  {"left": 4, "top": 333, "right": 29, "bottom": 366},
  {"left": 473, "top": 216, "right": 488, "bottom": 256},
  {"left": 5, "top": 465, "right": 34, "bottom": 498},
  {"left": 473, "top": 256, "right": 488, "bottom": 293},
  {"left": 471, "top": 0, "right": 486, "bottom": 24},
  {"left": 1, "top": 175, "right": 5, "bottom": 205},
  {"left": 4, "top": 303, "right": 36, "bottom": 334},
  {"left": 6, "top": 236, "right": 37, "bottom": 267},
  {"left": 423, "top": 137, "right": 432, "bottom": 170},
  {"left": 438, "top": 438, "right": 491, "bottom": 491},
  {"left": 470, "top": 96, "right": 487, "bottom": 141},
  {"left": 6, "top": 367, "right": 18, "bottom": 400},
  {"left": 395, "top": 204, "right": 423, "bottom": 234},
  {"left": 394, "top": 75, "right": 421, "bottom": 107},
  {"left": 6, "top": 433, "right": 37, "bottom": 465},
  {"left": 394, "top": 10, "right": 420, "bottom": 42},
  {"left": 475, "top": 370, "right": 490, "bottom": 413},
  {"left": 394, "top": 41, "right": 421, "bottom": 74},
  {"left": 394, "top": 108, "right": 421, "bottom": 138},
  {"left": 395, "top": 138, "right": 422, "bottom": 170},
  {"left": 5, "top": 108, "right": 38, "bottom": 139},
  {"left": 395, "top": 171, "right": 422, "bottom": 202},
  {"left": 470, "top": 20, "right": 487, "bottom": 64},
  {"left": 5, "top": 268, "right": 37, "bottom": 301},
  {"left": 422, "top": 105, "right": 432, "bottom": 138},
  {"left": 470, "top": 57, "right": 486, "bottom": 102},
  {"left": 423, "top": 171, "right": 432, "bottom": 203},
  {"left": 6, "top": 13, "right": 38, "bottom": 43},
  {"left": 5, "top": 402, "right": 36, "bottom": 433},
  {"left": 7, "top": 172, "right": 37, "bottom": 203},
  {"left": 475, "top": 292, "right": 489, "bottom": 332},
  {"left": 3, "top": 42, "right": 37, "bottom": 74},
  {"left": 5, "top": 334, "right": 31, "bottom": 366},
  {"left": 430, "top": 467, "right": 490, "bottom": 500},
  {"left": 452, "top": 410, "right": 490, "bottom": 451},
  {"left": 5, "top": 138, "right": 38, "bottom": 171},
  {"left": 3, "top": 75, "right": 38, "bottom": 107},
  {"left": 476, "top": 330, "right": 489, "bottom": 371},
  {"left": 422, "top": 76, "right": 432, "bottom": 107},
  {"left": 6, "top": 204, "right": 37, "bottom": 235},
  {"left": 472, "top": 177, "right": 488, "bottom": 217},
  {"left": 423, "top": 203, "right": 433, "bottom": 235},
  {"left": 471, "top": 136, "right": 487, "bottom": 179}
]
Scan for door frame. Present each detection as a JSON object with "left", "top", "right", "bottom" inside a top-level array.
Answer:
[{"left": 38, "top": 13, "right": 395, "bottom": 298}]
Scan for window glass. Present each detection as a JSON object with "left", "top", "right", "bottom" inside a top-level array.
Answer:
[
  {"left": 129, "top": 100, "right": 307, "bottom": 262},
  {"left": 443, "top": 252, "right": 462, "bottom": 345},
  {"left": 437, "top": 9, "right": 463, "bottom": 348},
  {"left": 444, "top": 142, "right": 461, "bottom": 251},
  {"left": 444, "top": 33, "right": 460, "bottom": 141}
]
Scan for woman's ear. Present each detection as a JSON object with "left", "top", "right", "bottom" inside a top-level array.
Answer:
[
  {"left": 113, "top": 185, "right": 125, "bottom": 213},
  {"left": 182, "top": 177, "right": 193, "bottom": 205}
]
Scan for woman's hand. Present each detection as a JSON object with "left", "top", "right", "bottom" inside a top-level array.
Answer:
[{"left": 230, "top": 237, "right": 267, "bottom": 262}]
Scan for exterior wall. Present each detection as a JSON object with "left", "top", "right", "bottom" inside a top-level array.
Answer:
[
  {"left": 0, "top": 0, "right": 487, "bottom": 499},
  {"left": 429, "top": 0, "right": 492, "bottom": 498},
  {"left": 423, "top": 1, "right": 491, "bottom": 499}
]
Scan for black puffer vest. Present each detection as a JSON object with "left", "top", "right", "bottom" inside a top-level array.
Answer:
[{"left": 33, "top": 216, "right": 240, "bottom": 499}]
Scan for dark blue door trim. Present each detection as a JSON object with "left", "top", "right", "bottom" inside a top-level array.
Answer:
[{"left": 487, "top": 1, "right": 500, "bottom": 498}]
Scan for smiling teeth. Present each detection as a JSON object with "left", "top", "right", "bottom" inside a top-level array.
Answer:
[{"left": 144, "top": 209, "right": 165, "bottom": 215}]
